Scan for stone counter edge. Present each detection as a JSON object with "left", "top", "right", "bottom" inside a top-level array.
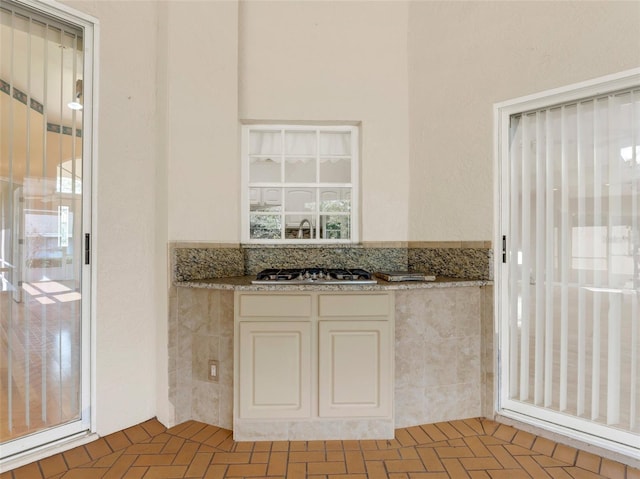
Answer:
[{"left": 175, "top": 276, "right": 491, "bottom": 291}]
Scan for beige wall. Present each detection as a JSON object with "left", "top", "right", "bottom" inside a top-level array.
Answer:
[
  {"left": 169, "top": 0, "right": 640, "bottom": 243},
  {"left": 166, "top": 1, "right": 239, "bottom": 242},
  {"left": 53, "top": 0, "right": 639, "bottom": 437},
  {"left": 407, "top": 1, "right": 640, "bottom": 241},
  {"left": 238, "top": 1, "right": 411, "bottom": 241},
  {"left": 60, "top": 0, "right": 164, "bottom": 435}
]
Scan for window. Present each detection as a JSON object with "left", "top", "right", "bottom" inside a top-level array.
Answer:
[
  {"left": 495, "top": 69, "right": 640, "bottom": 455},
  {"left": 241, "top": 124, "right": 359, "bottom": 243}
]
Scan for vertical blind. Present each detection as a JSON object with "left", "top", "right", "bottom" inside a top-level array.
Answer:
[{"left": 507, "top": 87, "right": 639, "bottom": 442}]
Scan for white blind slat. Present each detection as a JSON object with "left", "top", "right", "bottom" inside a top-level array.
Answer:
[
  {"left": 509, "top": 116, "right": 522, "bottom": 399},
  {"left": 534, "top": 111, "right": 546, "bottom": 406}
]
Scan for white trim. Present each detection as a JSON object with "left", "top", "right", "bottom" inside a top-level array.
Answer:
[
  {"left": 0, "top": 431, "right": 99, "bottom": 474},
  {"left": 12, "top": 0, "right": 98, "bottom": 25},
  {"left": 494, "top": 68, "right": 640, "bottom": 116},
  {"left": 85, "top": 3, "right": 99, "bottom": 440},
  {"left": 498, "top": 407, "right": 640, "bottom": 462}
]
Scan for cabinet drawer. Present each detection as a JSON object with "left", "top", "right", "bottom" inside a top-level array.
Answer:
[
  {"left": 238, "top": 294, "right": 312, "bottom": 317},
  {"left": 318, "top": 293, "right": 390, "bottom": 318}
]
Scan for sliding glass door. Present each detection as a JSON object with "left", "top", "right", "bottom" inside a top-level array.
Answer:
[
  {"left": 497, "top": 73, "right": 639, "bottom": 454},
  {"left": 0, "top": 0, "right": 93, "bottom": 460}
]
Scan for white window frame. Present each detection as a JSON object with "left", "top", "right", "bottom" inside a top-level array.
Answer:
[
  {"left": 494, "top": 68, "right": 640, "bottom": 458},
  {"left": 241, "top": 124, "right": 359, "bottom": 244}
]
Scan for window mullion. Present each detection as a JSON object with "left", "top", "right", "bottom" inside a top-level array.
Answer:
[
  {"left": 280, "top": 129, "right": 285, "bottom": 240},
  {"left": 315, "top": 129, "right": 321, "bottom": 240}
]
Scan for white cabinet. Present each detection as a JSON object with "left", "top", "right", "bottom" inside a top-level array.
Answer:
[
  {"left": 318, "top": 320, "right": 391, "bottom": 418},
  {"left": 236, "top": 294, "right": 312, "bottom": 419},
  {"left": 234, "top": 291, "right": 394, "bottom": 441},
  {"left": 238, "top": 321, "right": 311, "bottom": 419},
  {"left": 317, "top": 293, "right": 393, "bottom": 418}
]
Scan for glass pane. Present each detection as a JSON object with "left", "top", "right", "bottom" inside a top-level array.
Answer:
[
  {"left": 285, "top": 157, "right": 315, "bottom": 183},
  {"left": 285, "top": 131, "right": 316, "bottom": 155},
  {"left": 249, "top": 130, "right": 281, "bottom": 155},
  {"left": 285, "top": 214, "right": 314, "bottom": 239},
  {"left": 250, "top": 214, "right": 281, "bottom": 239},
  {"left": 320, "top": 157, "right": 351, "bottom": 183},
  {"left": 505, "top": 90, "right": 640, "bottom": 439},
  {"left": 320, "top": 131, "right": 350, "bottom": 155},
  {"left": 320, "top": 188, "right": 350, "bottom": 212},
  {"left": 1, "top": 4, "right": 85, "bottom": 451},
  {"left": 245, "top": 126, "right": 356, "bottom": 243},
  {"left": 321, "top": 215, "right": 350, "bottom": 240},
  {"left": 285, "top": 188, "right": 315, "bottom": 212},
  {"left": 249, "top": 188, "right": 282, "bottom": 211},
  {"left": 250, "top": 157, "right": 280, "bottom": 183}
]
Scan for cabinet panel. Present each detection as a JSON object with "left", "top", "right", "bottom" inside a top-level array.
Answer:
[
  {"left": 239, "top": 294, "right": 312, "bottom": 317},
  {"left": 318, "top": 320, "right": 391, "bottom": 417},
  {"left": 318, "top": 293, "right": 390, "bottom": 317},
  {"left": 239, "top": 321, "right": 311, "bottom": 418}
]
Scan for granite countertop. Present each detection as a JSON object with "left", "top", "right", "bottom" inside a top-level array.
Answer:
[{"left": 175, "top": 276, "right": 491, "bottom": 291}]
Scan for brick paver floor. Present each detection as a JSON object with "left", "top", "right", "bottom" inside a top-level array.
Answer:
[{"left": 1, "top": 418, "right": 638, "bottom": 478}]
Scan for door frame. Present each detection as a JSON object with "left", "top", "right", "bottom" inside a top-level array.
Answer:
[
  {"left": 0, "top": 0, "right": 98, "bottom": 463},
  {"left": 493, "top": 68, "right": 640, "bottom": 459}
]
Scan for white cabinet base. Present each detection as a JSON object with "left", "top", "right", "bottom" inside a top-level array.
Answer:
[
  {"left": 233, "top": 418, "right": 394, "bottom": 442},
  {"left": 234, "top": 291, "right": 394, "bottom": 441}
]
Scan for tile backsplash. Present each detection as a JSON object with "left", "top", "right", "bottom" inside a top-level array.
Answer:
[
  {"left": 174, "top": 247, "right": 244, "bottom": 281},
  {"left": 172, "top": 242, "right": 493, "bottom": 282}
]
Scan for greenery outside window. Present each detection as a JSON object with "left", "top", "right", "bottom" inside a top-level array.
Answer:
[{"left": 241, "top": 124, "right": 359, "bottom": 243}]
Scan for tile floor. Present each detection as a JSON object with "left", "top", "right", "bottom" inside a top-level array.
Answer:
[{"left": 1, "top": 418, "right": 638, "bottom": 479}]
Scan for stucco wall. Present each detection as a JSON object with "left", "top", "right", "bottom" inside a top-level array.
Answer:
[
  {"left": 166, "top": 1, "right": 239, "bottom": 242},
  {"left": 60, "top": 0, "right": 163, "bottom": 435},
  {"left": 52, "top": 0, "right": 639, "bottom": 438},
  {"left": 407, "top": 0, "right": 640, "bottom": 241},
  {"left": 238, "top": 0, "right": 411, "bottom": 242}
]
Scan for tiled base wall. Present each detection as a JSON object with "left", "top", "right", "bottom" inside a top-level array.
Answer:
[
  {"left": 169, "top": 282, "right": 492, "bottom": 435},
  {"left": 481, "top": 285, "right": 495, "bottom": 420},
  {"left": 395, "top": 287, "right": 486, "bottom": 428},
  {"left": 169, "top": 286, "right": 235, "bottom": 429}
]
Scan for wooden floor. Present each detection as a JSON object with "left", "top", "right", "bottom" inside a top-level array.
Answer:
[
  {"left": 0, "top": 286, "right": 81, "bottom": 442},
  {"left": 1, "top": 417, "right": 638, "bottom": 479}
]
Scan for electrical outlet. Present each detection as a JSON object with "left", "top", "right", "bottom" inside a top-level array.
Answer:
[{"left": 208, "top": 360, "right": 219, "bottom": 382}]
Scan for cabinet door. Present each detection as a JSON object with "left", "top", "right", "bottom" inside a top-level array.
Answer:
[
  {"left": 318, "top": 320, "right": 391, "bottom": 418},
  {"left": 238, "top": 321, "right": 311, "bottom": 419}
]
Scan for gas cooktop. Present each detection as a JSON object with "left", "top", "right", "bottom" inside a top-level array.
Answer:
[{"left": 251, "top": 268, "right": 377, "bottom": 285}]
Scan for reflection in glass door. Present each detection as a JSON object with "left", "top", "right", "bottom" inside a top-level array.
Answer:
[{"left": 0, "top": 0, "right": 91, "bottom": 460}]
